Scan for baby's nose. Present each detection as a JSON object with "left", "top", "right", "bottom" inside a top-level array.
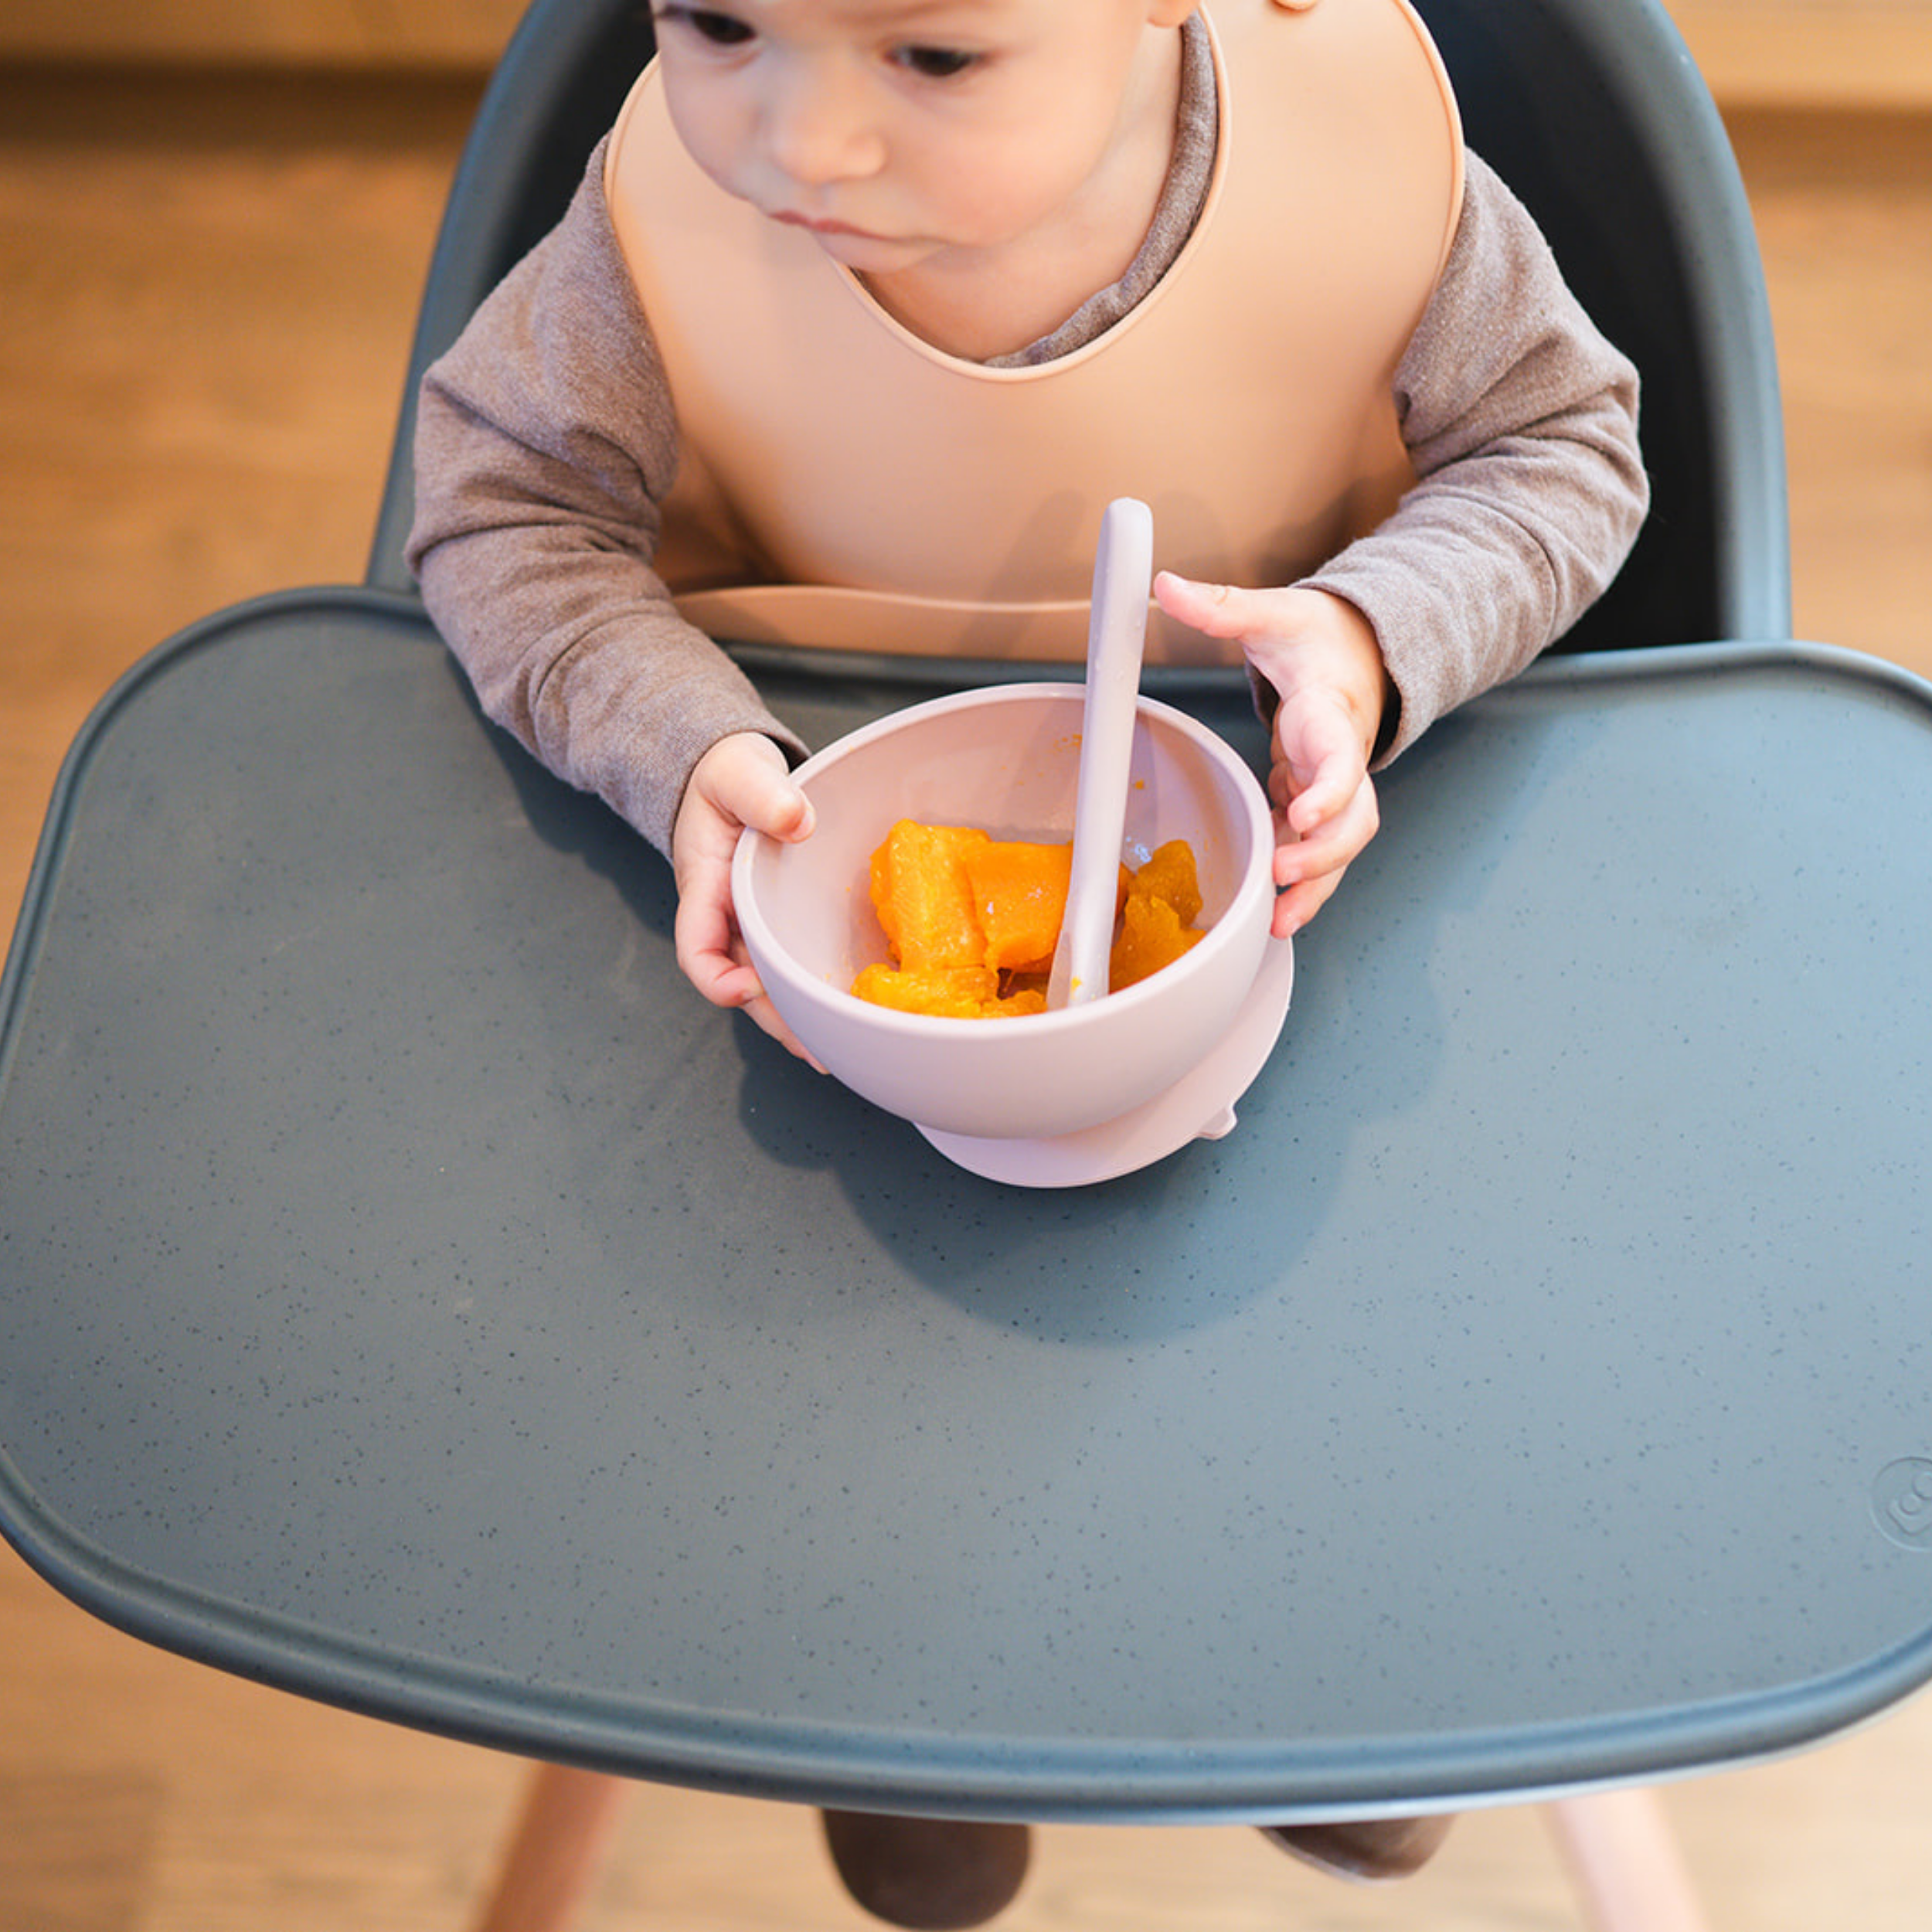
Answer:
[{"left": 764, "top": 59, "right": 886, "bottom": 184}]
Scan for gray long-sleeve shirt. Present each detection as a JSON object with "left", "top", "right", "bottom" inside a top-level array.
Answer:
[{"left": 409, "top": 39, "right": 1646, "bottom": 859}]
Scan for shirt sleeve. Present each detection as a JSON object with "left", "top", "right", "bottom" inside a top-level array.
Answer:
[
  {"left": 1301, "top": 152, "right": 1651, "bottom": 762},
  {"left": 405, "top": 139, "right": 808, "bottom": 859}
]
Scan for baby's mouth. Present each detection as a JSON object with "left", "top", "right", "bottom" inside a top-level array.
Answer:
[{"left": 772, "top": 209, "right": 889, "bottom": 243}]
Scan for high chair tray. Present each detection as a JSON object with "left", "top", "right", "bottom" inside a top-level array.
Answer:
[{"left": 3, "top": 587, "right": 1930, "bottom": 1821}]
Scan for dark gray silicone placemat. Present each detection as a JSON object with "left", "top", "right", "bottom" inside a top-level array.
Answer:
[{"left": 2, "top": 592, "right": 1929, "bottom": 1818}]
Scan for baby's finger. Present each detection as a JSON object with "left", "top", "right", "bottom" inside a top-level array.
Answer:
[
  {"left": 672, "top": 866, "right": 746, "bottom": 992},
  {"left": 731, "top": 768, "right": 815, "bottom": 843},
  {"left": 1274, "top": 777, "right": 1379, "bottom": 887},
  {"left": 695, "top": 735, "right": 816, "bottom": 843},
  {"left": 1271, "top": 866, "right": 1348, "bottom": 940},
  {"left": 757, "top": 776, "right": 815, "bottom": 843},
  {"left": 740, "top": 992, "right": 828, "bottom": 1070},
  {"left": 674, "top": 894, "right": 825, "bottom": 1066},
  {"left": 1286, "top": 757, "right": 1375, "bottom": 838},
  {"left": 1152, "top": 570, "right": 1276, "bottom": 644},
  {"left": 676, "top": 929, "right": 747, "bottom": 1010},
  {"left": 1282, "top": 762, "right": 1354, "bottom": 834}
]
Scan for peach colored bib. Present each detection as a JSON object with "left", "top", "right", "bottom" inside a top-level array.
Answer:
[{"left": 605, "top": 0, "right": 1461, "bottom": 665}]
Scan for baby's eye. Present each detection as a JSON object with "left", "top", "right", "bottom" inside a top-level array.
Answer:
[
  {"left": 660, "top": 5, "right": 756, "bottom": 47},
  {"left": 892, "top": 44, "right": 979, "bottom": 80}
]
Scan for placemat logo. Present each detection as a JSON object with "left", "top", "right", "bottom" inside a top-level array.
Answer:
[{"left": 1872, "top": 1458, "right": 1932, "bottom": 1551}]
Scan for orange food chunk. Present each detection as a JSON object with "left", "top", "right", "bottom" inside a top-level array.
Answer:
[
  {"left": 851, "top": 822, "right": 1210, "bottom": 1017},
  {"left": 869, "top": 821, "right": 989, "bottom": 970},
  {"left": 962, "top": 839, "right": 1072, "bottom": 974},
  {"left": 1127, "top": 840, "right": 1203, "bottom": 928},
  {"left": 993, "top": 984, "right": 1049, "bottom": 1017},
  {"left": 1110, "top": 841, "right": 1208, "bottom": 990},
  {"left": 1110, "top": 891, "right": 1206, "bottom": 990},
  {"left": 850, "top": 964, "right": 1048, "bottom": 1020},
  {"left": 851, "top": 963, "right": 1001, "bottom": 1018}
]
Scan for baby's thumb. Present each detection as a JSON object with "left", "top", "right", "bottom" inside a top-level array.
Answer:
[
  {"left": 773, "top": 782, "right": 815, "bottom": 842},
  {"left": 750, "top": 768, "right": 815, "bottom": 844},
  {"left": 1153, "top": 570, "right": 1257, "bottom": 642},
  {"left": 705, "top": 734, "right": 815, "bottom": 844}
]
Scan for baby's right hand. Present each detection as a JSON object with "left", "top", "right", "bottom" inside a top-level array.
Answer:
[{"left": 671, "top": 733, "right": 821, "bottom": 1064}]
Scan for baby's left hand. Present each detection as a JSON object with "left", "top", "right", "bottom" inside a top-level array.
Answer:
[{"left": 1154, "top": 573, "right": 1392, "bottom": 938}]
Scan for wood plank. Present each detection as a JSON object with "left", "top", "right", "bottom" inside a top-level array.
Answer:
[
  {"left": 5, "top": 0, "right": 1932, "bottom": 111},
  {"left": 0, "top": 1771, "right": 162, "bottom": 1932},
  {"left": 0, "top": 0, "right": 522, "bottom": 71},
  {"left": 1667, "top": 0, "right": 1932, "bottom": 111}
]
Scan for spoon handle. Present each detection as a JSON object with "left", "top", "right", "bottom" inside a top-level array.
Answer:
[{"left": 1049, "top": 498, "right": 1153, "bottom": 1009}]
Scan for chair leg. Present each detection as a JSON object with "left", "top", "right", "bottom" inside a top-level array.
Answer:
[
  {"left": 1543, "top": 1788, "right": 1711, "bottom": 1932},
  {"left": 465, "top": 1766, "right": 1710, "bottom": 1932},
  {"left": 471, "top": 1761, "right": 630, "bottom": 1932}
]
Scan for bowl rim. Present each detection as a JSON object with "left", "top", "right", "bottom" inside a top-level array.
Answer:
[{"left": 732, "top": 682, "right": 1274, "bottom": 1038}]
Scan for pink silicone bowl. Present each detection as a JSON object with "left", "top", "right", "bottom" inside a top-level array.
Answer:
[{"left": 732, "top": 684, "right": 1275, "bottom": 1141}]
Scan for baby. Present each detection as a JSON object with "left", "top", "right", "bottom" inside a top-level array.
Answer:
[
  {"left": 409, "top": 0, "right": 1642, "bottom": 1911},
  {"left": 409, "top": 0, "right": 1647, "bottom": 1065}
]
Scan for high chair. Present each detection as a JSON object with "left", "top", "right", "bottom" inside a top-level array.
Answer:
[{"left": 5, "top": 2, "right": 1931, "bottom": 1931}]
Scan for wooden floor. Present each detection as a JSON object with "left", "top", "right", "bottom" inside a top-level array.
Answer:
[{"left": 3, "top": 64, "right": 1931, "bottom": 1932}]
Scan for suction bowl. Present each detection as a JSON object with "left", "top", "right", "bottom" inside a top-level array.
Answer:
[{"left": 733, "top": 684, "right": 1276, "bottom": 1141}]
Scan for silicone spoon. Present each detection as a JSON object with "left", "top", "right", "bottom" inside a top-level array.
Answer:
[{"left": 1047, "top": 497, "right": 1155, "bottom": 1009}]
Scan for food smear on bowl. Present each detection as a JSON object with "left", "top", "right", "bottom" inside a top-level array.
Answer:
[{"left": 850, "top": 819, "right": 1209, "bottom": 1018}]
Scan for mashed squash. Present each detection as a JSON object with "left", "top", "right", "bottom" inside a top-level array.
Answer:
[{"left": 852, "top": 820, "right": 1208, "bottom": 1017}]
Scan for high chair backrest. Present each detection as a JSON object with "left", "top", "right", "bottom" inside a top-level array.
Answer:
[{"left": 369, "top": 0, "right": 1791, "bottom": 655}]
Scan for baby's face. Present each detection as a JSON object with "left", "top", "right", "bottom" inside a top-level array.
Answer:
[{"left": 650, "top": 0, "right": 1185, "bottom": 278}]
